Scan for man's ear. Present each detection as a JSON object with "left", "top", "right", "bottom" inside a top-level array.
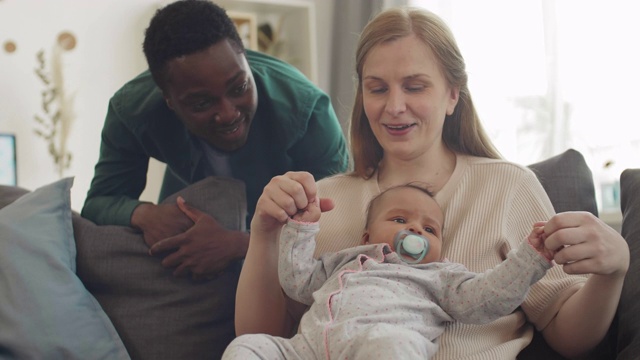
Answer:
[
  {"left": 164, "top": 96, "right": 174, "bottom": 110},
  {"left": 361, "top": 232, "right": 370, "bottom": 245}
]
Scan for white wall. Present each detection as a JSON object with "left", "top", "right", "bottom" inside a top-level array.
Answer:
[
  {"left": 0, "top": 0, "right": 334, "bottom": 212},
  {"left": 311, "top": 0, "right": 334, "bottom": 94},
  {"left": 0, "top": 0, "right": 161, "bottom": 210}
]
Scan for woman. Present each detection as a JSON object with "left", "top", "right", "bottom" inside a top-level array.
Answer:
[{"left": 235, "top": 7, "right": 629, "bottom": 359}]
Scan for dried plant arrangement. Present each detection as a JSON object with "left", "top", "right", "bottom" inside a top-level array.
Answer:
[{"left": 33, "top": 33, "right": 76, "bottom": 177}]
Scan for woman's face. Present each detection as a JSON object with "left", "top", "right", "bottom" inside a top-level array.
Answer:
[{"left": 362, "top": 34, "right": 459, "bottom": 161}]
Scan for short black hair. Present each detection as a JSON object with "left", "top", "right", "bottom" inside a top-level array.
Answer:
[{"left": 142, "top": 0, "right": 245, "bottom": 88}]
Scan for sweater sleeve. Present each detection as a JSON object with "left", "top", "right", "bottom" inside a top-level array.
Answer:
[{"left": 438, "top": 239, "right": 552, "bottom": 325}]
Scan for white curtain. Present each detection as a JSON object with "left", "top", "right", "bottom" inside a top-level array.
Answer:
[{"left": 410, "top": 0, "right": 640, "bottom": 212}]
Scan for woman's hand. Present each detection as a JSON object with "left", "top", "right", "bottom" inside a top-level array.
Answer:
[
  {"left": 251, "top": 171, "right": 334, "bottom": 235},
  {"left": 541, "top": 211, "right": 629, "bottom": 357},
  {"left": 291, "top": 196, "right": 322, "bottom": 223},
  {"left": 236, "top": 171, "right": 334, "bottom": 337},
  {"left": 543, "top": 211, "right": 629, "bottom": 277}
]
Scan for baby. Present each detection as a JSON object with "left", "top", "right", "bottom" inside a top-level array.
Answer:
[{"left": 223, "top": 183, "right": 556, "bottom": 359}]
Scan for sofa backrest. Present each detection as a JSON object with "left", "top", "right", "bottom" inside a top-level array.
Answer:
[{"left": 528, "top": 148, "right": 598, "bottom": 217}]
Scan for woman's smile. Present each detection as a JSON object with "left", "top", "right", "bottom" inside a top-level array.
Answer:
[{"left": 383, "top": 122, "right": 417, "bottom": 136}]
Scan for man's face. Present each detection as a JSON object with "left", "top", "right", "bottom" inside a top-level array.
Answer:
[{"left": 162, "top": 40, "right": 258, "bottom": 151}]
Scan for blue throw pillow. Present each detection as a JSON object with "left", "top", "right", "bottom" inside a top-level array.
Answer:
[{"left": 0, "top": 178, "right": 130, "bottom": 359}]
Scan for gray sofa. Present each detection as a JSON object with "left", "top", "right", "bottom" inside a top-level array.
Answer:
[
  {"left": 0, "top": 176, "right": 246, "bottom": 359},
  {"left": 0, "top": 149, "right": 638, "bottom": 359}
]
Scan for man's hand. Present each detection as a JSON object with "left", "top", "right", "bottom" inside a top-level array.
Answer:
[
  {"left": 148, "top": 197, "right": 249, "bottom": 279},
  {"left": 131, "top": 202, "right": 194, "bottom": 247}
]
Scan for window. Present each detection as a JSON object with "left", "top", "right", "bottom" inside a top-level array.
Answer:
[
  {"left": 410, "top": 0, "right": 640, "bottom": 213},
  {"left": 0, "top": 133, "right": 17, "bottom": 186}
]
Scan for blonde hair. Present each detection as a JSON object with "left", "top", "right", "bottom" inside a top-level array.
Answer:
[{"left": 350, "top": 7, "right": 501, "bottom": 178}]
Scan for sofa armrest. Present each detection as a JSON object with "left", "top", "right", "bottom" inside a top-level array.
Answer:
[{"left": 616, "top": 168, "right": 640, "bottom": 359}]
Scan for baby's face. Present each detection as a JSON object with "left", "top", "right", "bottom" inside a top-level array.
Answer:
[{"left": 363, "top": 187, "right": 443, "bottom": 264}]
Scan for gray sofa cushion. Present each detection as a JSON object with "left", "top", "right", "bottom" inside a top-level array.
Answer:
[
  {"left": 617, "top": 168, "right": 640, "bottom": 359},
  {"left": 75, "top": 176, "right": 247, "bottom": 360}
]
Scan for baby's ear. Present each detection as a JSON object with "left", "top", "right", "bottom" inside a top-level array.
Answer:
[{"left": 361, "top": 232, "right": 370, "bottom": 245}]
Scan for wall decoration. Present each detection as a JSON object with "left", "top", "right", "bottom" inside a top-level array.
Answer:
[
  {"left": 57, "top": 32, "right": 76, "bottom": 51},
  {"left": 3, "top": 40, "right": 16, "bottom": 54},
  {"left": 33, "top": 31, "right": 77, "bottom": 177}
]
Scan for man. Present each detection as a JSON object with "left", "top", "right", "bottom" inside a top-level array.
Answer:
[{"left": 82, "top": 0, "right": 348, "bottom": 278}]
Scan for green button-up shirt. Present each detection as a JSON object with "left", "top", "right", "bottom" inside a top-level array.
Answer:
[{"left": 82, "top": 50, "right": 348, "bottom": 226}]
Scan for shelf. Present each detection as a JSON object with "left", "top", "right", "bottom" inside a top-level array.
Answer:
[
  {"left": 228, "top": 11, "right": 258, "bottom": 51},
  {"left": 218, "top": 0, "right": 317, "bottom": 83}
]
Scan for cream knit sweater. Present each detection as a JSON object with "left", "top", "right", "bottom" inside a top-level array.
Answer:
[{"left": 314, "top": 154, "right": 587, "bottom": 359}]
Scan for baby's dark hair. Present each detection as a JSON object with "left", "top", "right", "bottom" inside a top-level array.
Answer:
[
  {"left": 142, "top": 0, "right": 245, "bottom": 89},
  {"left": 364, "top": 182, "right": 435, "bottom": 229}
]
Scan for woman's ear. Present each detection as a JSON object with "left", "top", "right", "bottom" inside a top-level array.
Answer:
[
  {"left": 361, "top": 232, "right": 370, "bottom": 245},
  {"left": 446, "top": 86, "right": 460, "bottom": 116}
]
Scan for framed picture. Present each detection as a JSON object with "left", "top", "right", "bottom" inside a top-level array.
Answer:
[
  {"left": 0, "top": 133, "right": 17, "bottom": 186},
  {"left": 228, "top": 10, "right": 258, "bottom": 51}
]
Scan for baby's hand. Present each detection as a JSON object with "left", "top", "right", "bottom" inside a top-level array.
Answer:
[
  {"left": 291, "top": 196, "right": 321, "bottom": 223},
  {"left": 527, "top": 221, "right": 558, "bottom": 262}
]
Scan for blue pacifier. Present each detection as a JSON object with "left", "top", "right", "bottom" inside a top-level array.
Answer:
[{"left": 393, "top": 230, "right": 429, "bottom": 264}]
